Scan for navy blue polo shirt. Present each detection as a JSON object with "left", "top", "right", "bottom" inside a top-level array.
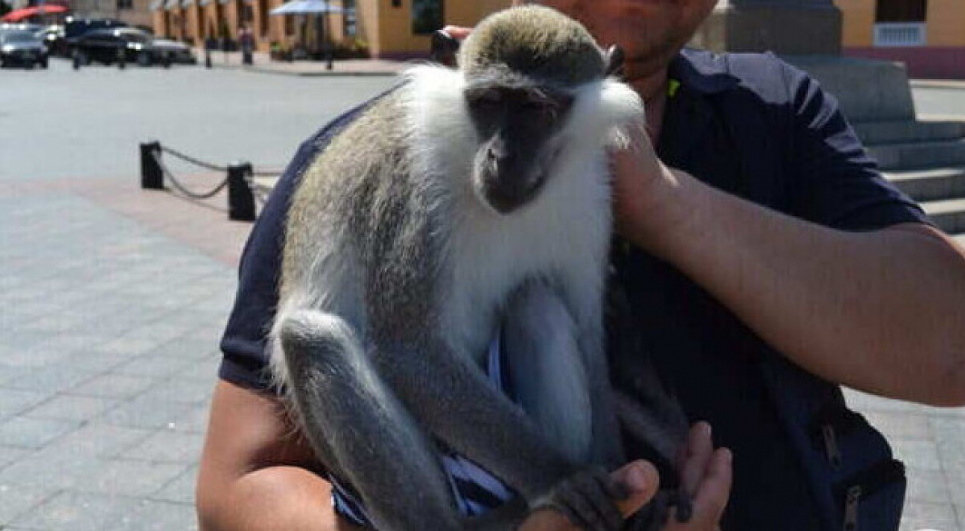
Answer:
[{"left": 219, "top": 49, "right": 929, "bottom": 530}]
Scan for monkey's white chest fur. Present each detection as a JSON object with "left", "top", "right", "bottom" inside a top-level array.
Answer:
[
  {"left": 440, "top": 155, "right": 612, "bottom": 362},
  {"left": 401, "top": 64, "right": 641, "bottom": 361}
]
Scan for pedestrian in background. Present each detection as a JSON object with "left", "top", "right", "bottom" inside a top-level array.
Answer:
[{"left": 240, "top": 25, "right": 254, "bottom": 66}]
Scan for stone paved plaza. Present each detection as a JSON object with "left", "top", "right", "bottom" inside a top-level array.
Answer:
[{"left": 1, "top": 60, "right": 964, "bottom": 530}]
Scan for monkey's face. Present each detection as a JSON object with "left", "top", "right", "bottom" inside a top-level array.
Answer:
[{"left": 466, "top": 85, "right": 574, "bottom": 215}]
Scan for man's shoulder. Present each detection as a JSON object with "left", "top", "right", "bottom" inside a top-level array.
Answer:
[
  {"left": 675, "top": 48, "right": 812, "bottom": 105},
  {"left": 273, "top": 85, "right": 402, "bottom": 199}
]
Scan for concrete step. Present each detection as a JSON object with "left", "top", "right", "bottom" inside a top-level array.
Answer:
[
  {"left": 854, "top": 120, "right": 965, "bottom": 147},
  {"left": 922, "top": 198, "right": 965, "bottom": 234},
  {"left": 884, "top": 167, "right": 965, "bottom": 202},
  {"left": 868, "top": 139, "right": 965, "bottom": 171}
]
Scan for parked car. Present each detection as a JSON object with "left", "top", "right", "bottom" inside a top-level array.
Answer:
[
  {"left": 150, "top": 38, "right": 196, "bottom": 64},
  {"left": 36, "top": 25, "right": 67, "bottom": 57},
  {"left": 0, "top": 23, "right": 44, "bottom": 36},
  {"left": 0, "top": 30, "right": 48, "bottom": 68},
  {"left": 62, "top": 17, "right": 126, "bottom": 55},
  {"left": 73, "top": 27, "right": 191, "bottom": 66}
]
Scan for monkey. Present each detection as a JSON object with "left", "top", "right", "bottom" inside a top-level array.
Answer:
[{"left": 270, "top": 6, "right": 689, "bottom": 531}]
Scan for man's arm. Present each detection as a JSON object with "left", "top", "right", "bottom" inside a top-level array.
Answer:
[
  {"left": 198, "top": 381, "right": 737, "bottom": 530},
  {"left": 613, "top": 135, "right": 965, "bottom": 407},
  {"left": 196, "top": 380, "right": 363, "bottom": 531}
]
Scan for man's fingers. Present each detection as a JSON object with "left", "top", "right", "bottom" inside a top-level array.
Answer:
[
  {"left": 518, "top": 461, "right": 660, "bottom": 531},
  {"left": 664, "top": 448, "right": 732, "bottom": 531},
  {"left": 691, "top": 448, "right": 733, "bottom": 526},
  {"left": 610, "top": 460, "right": 660, "bottom": 518},
  {"left": 680, "top": 421, "right": 714, "bottom": 496},
  {"left": 440, "top": 25, "right": 472, "bottom": 40}
]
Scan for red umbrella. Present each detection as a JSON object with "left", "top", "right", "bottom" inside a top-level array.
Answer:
[{"left": 1, "top": 5, "right": 68, "bottom": 23}]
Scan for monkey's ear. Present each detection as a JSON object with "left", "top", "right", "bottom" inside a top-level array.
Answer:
[
  {"left": 604, "top": 45, "right": 625, "bottom": 79},
  {"left": 431, "top": 30, "right": 461, "bottom": 68}
]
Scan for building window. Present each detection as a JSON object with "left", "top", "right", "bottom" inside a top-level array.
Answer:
[
  {"left": 411, "top": 0, "right": 441, "bottom": 35},
  {"left": 874, "top": 0, "right": 927, "bottom": 46},
  {"left": 117, "top": 0, "right": 133, "bottom": 10},
  {"left": 875, "top": 0, "right": 927, "bottom": 22},
  {"left": 257, "top": 0, "right": 268, "bottom": 35},
  {"left": 343, "top": 0, "right": 355, "bottom": 36}
]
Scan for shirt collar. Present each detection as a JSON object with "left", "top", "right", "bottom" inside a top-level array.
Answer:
[{"left": 668, "top": 48, "right": 740, "bottom": 96}]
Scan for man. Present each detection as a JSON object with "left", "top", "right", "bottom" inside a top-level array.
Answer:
[{"left": 197, "top": 0, "right": 965, "bottom": 529}]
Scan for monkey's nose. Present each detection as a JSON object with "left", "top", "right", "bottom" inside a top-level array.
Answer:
[{"left": 487, "top": 147, "right": 515, "bottom": 166}]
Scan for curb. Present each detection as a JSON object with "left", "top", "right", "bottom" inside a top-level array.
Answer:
[
  {"left": 912, "top": 79, "right": 965, "bottom": 90},
  {"left": 234, "top": 65, "right": 401, "bottom": 78},
  {"left": 207, "top": 63, "right": 400, "bottom": 78}
]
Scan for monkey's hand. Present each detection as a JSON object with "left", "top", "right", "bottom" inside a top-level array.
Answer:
[{"left": 529, "top": 462, "right": 656, "bottom": 531}]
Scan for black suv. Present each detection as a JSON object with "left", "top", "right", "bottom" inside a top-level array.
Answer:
[{"left": 73, "top": 27, "right": 163, "bottom": 66}]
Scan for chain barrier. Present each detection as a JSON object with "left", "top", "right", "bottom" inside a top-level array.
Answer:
[
  {"left": 152, "top": 150, "right": 230, "bottom": 200},
  {"left": 140, "top": 141, "right": 281, "bottom": 220},
  {"left": 158, "top": 144, "right": 229, "bottom": 173}
]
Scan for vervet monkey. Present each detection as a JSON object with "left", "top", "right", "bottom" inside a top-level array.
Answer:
[{"left": 271, "top": 6, "right": 688, "bottom": 530}]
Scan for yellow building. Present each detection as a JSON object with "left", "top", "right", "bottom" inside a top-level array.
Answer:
[
  {"left": 835, "top": 0, "right": 965, "bottom": 78},
  {"left": 153, "top": 0, "right": 513, "bottom": 56}
]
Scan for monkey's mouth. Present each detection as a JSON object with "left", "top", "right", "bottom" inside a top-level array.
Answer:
[{"left": 477, "top": 170, "right": 547, "bottom": 215}]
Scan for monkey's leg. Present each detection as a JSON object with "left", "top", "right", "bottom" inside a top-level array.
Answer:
[
  {"left": 365, "top": 329, "right": 630, "bottom": 531},
  {"left": 280, "top": 310, "right": 466, "bottom": 531},
  {"left": 502, "top": 282, "right": 592, "bottom": 465},
  {"left": 499, "top": 282, "right": 630, "bottom": 531}
]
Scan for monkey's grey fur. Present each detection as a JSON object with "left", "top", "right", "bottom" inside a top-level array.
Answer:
[{"left": 270, "top": 6, "right": 686, "bottom": 530}]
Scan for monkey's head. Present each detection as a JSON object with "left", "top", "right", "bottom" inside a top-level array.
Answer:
[
  {"left": 404, "top": 6, "right": 642, "bottom": 216},
  {"left": 459, "top": 6, "right": 639, "bottom": 214}
]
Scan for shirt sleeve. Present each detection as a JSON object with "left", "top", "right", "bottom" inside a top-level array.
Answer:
[
  {"left": 781, "top": 62, "right": 932, "bottom": 231},
  {"left": 217, "top": 135, "right": 313, "bottom": 391}
]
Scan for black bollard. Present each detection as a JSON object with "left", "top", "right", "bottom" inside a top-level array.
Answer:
[
  {"left": 72, "top": 50, "right": 81, "bottom": 70},
  {"left": 205, "top": 49, "right": 212, "bottom": 69},
  {"left": 140, "top": 142, "right": 164, "bottom": 190},
  {"left": 227, "top": 162, "right": 256, "bottom": 222},
  {"left": 117, "top": 48, "right": 126, "bottom": 69}
]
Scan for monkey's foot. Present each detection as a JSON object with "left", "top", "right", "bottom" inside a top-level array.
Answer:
[{"left": 533, "top": 468, "right": 628, "bottom": 531}]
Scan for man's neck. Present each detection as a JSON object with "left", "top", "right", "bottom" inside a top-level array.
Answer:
[{"left": 628, "top": 67, "right": 670, "bottom": 146}]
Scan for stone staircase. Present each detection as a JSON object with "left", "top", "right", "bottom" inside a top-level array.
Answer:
[{"left": 854, "top": 120, "right": 965, "bottom": 241}]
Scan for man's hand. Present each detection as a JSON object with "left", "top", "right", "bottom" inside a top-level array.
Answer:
[
  {"left": 520, "top": 423, "right": 733, "bottom": 531},
  {"left": 440, "top": 25, "right": 472, "bottom": 40},
  {"left": 667, "top": 422, "right": 733, "bottom": 531},
  {"left": 519, "top": 460, "right": 659, "bottom": 531},
  {"left": 610, "top": 125, "right": 683, "bottom": 256}
]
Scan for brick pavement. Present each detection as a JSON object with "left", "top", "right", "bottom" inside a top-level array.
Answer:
[
  {"left": 1, "top": 175, "right": 964, "bottom": 530},
  {"left": 0, "top": 177, "right": 245, "bottom": 531}
]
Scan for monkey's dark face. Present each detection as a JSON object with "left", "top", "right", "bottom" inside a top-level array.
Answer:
[{"left": 466, "top": 84, "right": 574, "bottom": 214}]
